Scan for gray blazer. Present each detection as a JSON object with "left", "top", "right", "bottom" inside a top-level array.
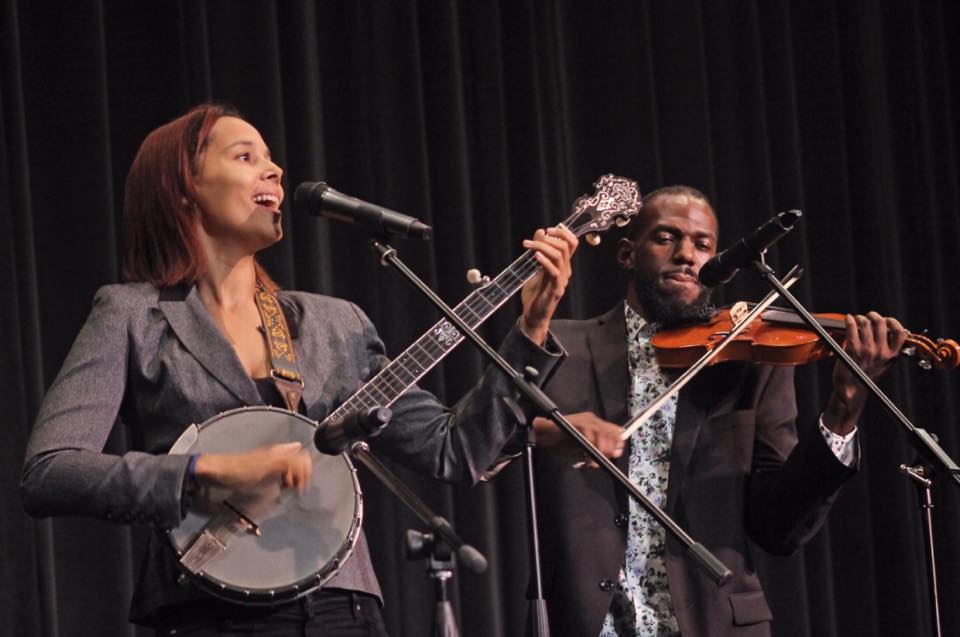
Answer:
[{"left": 21, "top": 282, "right": 561, "bottom": 621}]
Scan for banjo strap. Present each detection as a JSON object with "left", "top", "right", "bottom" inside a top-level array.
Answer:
[{"left": 254, "top": 283, "right": 304, "bottom": 413}]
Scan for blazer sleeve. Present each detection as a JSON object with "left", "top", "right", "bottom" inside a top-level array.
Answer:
[
  {"left": 349, "top": 303, "right": 565, "bottom": 484},
  {"left": 21, "top": 286, "right": 190, "bottom": 528},
  {"left": 745, "top": 366, "right": 857, "bottom": 554}
]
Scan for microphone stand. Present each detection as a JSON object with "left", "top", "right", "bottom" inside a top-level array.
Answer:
[
  {"left": 900, "top": 462, "right": 942, "bottom": 637},
  {"left": 501, "top": 391, "right": 550, "bottom": 636},
  {"left": 749, "top": 259, "right": 960, "bottom": 485},
  {"left": 368, "top": 240, "right": 733, "bottom": 614},
  {"left": 349, "top": 441, "right": 488, "bottom": 637},
  {"left": 749, "top": 257, "right": 959, "bottom": 637}
]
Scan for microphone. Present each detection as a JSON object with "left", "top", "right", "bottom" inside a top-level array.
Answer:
[
  {"left": 314, "top": 406, "right": 392, "bottom": 456},
  {"left": 698, "top": 209, "right": 802, "bottom": 287},
  {"left": 294, "top": 181, "right": 433, "bottom": 240}
]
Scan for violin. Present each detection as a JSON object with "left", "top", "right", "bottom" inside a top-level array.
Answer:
[{"left": 651, "top": 303, "right": 960, "bottom": 370}]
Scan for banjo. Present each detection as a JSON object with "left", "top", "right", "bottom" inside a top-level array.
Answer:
[{"left": 167, "top": 174, "right": 642, "bottom": 604}]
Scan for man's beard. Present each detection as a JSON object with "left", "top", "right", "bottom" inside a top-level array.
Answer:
[{"left": 632, "top": 268, "right": 715, "bottom": 327}]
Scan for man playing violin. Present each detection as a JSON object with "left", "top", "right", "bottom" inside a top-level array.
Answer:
[{"left": 530, "top": 185, "right": 907, "bottom": 636}]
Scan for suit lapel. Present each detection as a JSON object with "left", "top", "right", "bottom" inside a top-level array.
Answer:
[
  {"left": 587, "top": 306, "right": 630, "bottom": 423},
  {"left": 159, "top": 284, "right": 262, "bottom": 407},
  {"left": 586, "top": 305, "right": 631, "bottom": 475}
]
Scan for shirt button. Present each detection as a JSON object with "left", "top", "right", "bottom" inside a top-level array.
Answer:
[
  {"left": 598, "top": 578, "right": 615, "bottom": 592},
  {"left": 614, "top": 513, "right": 628, "bottom": 527}
]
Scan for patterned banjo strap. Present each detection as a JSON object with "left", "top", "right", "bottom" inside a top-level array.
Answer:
[{"left": 254, "top": 283, "right": 304, "bottom": 413}]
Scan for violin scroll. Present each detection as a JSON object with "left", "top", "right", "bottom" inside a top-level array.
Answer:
[{"left": 902, "top": 333, "right": 960, "bottom": 371}]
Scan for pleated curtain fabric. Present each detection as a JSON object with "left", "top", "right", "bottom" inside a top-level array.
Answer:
[{"left": 2, "top": 1, "right": 959, "bottom": 636}]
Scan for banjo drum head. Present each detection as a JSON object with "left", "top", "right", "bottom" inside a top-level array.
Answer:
[{"left": 167, "top": 406, "right": 362, "bottom": 603}]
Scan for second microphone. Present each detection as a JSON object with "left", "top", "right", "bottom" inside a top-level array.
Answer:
[{"left": 698, "top": 209, "right": 802, "bottom": 287}]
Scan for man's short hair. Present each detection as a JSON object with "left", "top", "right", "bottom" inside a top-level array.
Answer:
[
  {"left": 641, "top": 184, "right": 710, "bottom": 208},
  {"left": 626, "top": 185, "right": 713, "bottom": 237}
]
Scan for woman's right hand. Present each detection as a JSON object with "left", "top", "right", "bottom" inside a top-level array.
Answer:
[{"left": 193, "top": 442, "right": 312, "bottom": 492}]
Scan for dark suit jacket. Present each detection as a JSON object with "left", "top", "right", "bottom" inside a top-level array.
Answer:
[
  {"left": 21, "top": 282, "right": 561, "bottom": 622},
  {"left": 535, "top": 305, "right": 855, "bottom": 636}
]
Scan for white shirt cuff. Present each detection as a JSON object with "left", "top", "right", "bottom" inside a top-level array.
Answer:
[{"left": 819, "top": 415, "right": 858, "bottom": 467}]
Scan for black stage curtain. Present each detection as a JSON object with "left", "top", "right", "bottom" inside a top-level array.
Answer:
[{"left": 3, "top": 1, "right": 959, "bottom": 636}]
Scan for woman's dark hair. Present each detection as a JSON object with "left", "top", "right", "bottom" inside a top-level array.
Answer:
[{"left": 121, "top": 103, "right": 276, "bottom": 290}]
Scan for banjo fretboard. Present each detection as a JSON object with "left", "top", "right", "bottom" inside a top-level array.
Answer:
[
  {"left": 323, "top": 249, "right": 540, "bottom": 425},
  {"left": 320, "top": 173, "right": 641, "bottom": 428}
]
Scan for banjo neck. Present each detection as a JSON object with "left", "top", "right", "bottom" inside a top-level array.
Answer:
[
  {"left": 320, "top": 173, "right": 643, "bottom": 430},
  {"left": 322, "top": 249, "right": 540, "bottom": 426}
]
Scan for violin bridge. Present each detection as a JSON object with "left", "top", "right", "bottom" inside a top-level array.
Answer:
[{"left": 729, "top": 301, "right": 750, "bottom": 326}]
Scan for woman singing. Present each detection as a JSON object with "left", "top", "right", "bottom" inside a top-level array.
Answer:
[{"left": 21, "top": 104, "right": 576, "bottom": 635}]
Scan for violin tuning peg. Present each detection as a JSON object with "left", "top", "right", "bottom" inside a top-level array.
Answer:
[
  {"left": 614, "top": 215, "right": 630, "bottom": 228},
  {"left": 902, "top": 345, "right": 916, "bottom": 358},
  {"left": 918, "top": 359, "right": 933, "bottom": 371},
  {"left": 585, "top": 233, "right": 601, "bottom": 247}
]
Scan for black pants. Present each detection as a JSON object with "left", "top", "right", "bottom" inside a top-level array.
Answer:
[{"left": 153, "top": 589, "right": 387, "bottom": 636}]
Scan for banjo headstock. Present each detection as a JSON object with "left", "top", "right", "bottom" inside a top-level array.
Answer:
[{"left": 563, "top": 174, "right": 643, "bottom": 246}]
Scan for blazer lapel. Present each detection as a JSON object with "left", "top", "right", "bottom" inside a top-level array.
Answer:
[
  {"left": 586, "top": 305, "right": 631, "bottom": 475},
  {"left": 587, "top": 305, "right": 630, "bottom": 423},
  {"left": 159, "top": 284, "right": 262, "bottom": 407}
]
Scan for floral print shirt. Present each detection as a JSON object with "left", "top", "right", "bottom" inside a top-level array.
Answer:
[{"left": 600, "top": 303, "right": 680, "bottom": 637}]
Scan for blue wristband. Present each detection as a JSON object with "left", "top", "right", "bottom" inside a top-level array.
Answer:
[{"left": 187, "top": 454, "right": 201, "bottom": 489}]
